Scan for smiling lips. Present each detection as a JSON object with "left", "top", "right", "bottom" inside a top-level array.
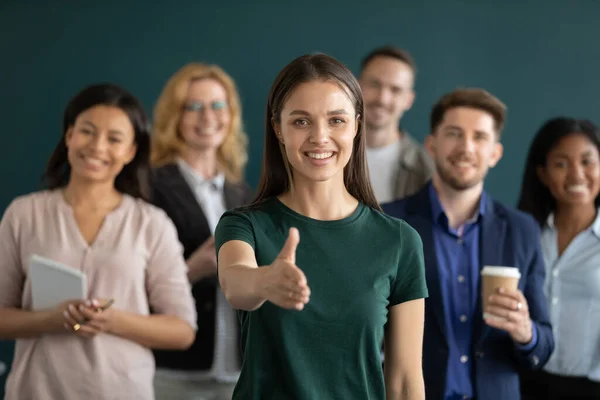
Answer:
[
  {"left": 81, "top": 153, "right": 108, "bottom": 168},
  {"left": 307, "top": 152, "right": 334, "bottom": 160},
  {"left": 566, "top": 184, "right": 588, "bottom": 194}
]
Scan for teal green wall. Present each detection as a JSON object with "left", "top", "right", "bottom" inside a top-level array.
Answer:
[{"left": 1, "top": 0, "right": 599, "bottom": 394}]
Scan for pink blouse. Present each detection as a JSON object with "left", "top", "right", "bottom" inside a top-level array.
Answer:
[{"left": 0, "top": 190, "right": 197, "bottom": 400}]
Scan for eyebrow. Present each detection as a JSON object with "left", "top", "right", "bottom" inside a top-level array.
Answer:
[
  {"left": 81, "top": 120, "right": 125, "bottom": 136},
  {"left": 553, "top": 150, "right": 595, "bottom": 158},
  {"left": 288, "top": 109, "right": 349, "bottom": 116}
]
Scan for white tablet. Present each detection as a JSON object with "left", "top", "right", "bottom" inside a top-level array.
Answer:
[{"left": 29, "top": 254, "right": 87, "bottom": 311}]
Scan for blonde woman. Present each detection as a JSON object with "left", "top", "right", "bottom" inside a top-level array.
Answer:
[{"left": 150, "top": 63, "right": 253, "bottom": 399}]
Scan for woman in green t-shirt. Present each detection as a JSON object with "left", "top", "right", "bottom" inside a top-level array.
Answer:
[{"left": 215, "top": 53, "right": 428, "bottom": 399}]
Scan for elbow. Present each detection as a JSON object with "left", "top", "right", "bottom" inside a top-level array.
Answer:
[{"left": 174, "top": 324, "right": 196, "bottom": 350}]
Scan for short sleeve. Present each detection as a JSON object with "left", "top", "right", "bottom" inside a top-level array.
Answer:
[
  {"left": 145, "top": 213, "right": 197, "bottom": 330},
  {"left": 389, "top": 221, "right": 429, "bottom": 306},
  {"left": 0, "top": 200, "right": 25, "bottom": 308},
  {"left": 214, "top": 210, "right": 256, "bottom": 255}
]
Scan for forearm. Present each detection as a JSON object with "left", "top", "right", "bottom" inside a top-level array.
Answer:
[
  {"left": 186, "top": 257, "right": 212, "bottom": 283},
  {"left": 0, "top": 307, "right": 58, "bottom": 339},
  {"left": 110, "top": 311, "right": 195, "bottom": 350},
  {"left": 220, "top": 264, "right": 267, "bottom": 311}
]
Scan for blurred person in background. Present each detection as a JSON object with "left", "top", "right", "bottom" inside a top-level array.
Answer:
[
  {"left": 518, "top": 117, "right": 600, "bottom": 399},
  {"left": 0, "top": 83, "right": 197, "bottom": 400},
  {"left": 150, "top": 63, "right": 252, "bottom": 400},
  {"left": 359, "top": 46, "right": 433, "bottom": 203}
]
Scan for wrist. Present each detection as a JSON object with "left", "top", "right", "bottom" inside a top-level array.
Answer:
[
  {"left": 251, "top": 266, "right": 268, "bottom": 301},
  {"left": 106, "top": 309, "right": 125, "bottom": 335}
]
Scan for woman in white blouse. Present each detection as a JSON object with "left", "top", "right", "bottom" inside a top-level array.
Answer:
[
  {"left": 0, "top": 83, "right": 197, "bottom": 400},
  {"left": 518, "top": 117, "right": 600, "bottom": 399}
]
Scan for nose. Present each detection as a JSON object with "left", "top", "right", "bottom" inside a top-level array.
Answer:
[
  {"left": 89, "top": 133, "right": 109, "bottom": 151},
  {"left": 309, "top": 122, "right": 330, "bottom": 144},
  {"left": 568, "top": 162, "right": 585, "bottom": 181},
  {"left": 376, "top": 87, "right": 392, "bottom": 106},
  {"left": 457, "top": 135, "right": 476, "bottom": 154},
  {"left": 197, "top": 108, "right": 217, "bottom": 123}
]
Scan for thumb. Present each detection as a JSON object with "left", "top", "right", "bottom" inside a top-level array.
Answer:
[{"left": 278, "top": 227, "right": 300, "bottom": 263}]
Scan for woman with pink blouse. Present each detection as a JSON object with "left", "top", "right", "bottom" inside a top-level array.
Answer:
[{"left": 0, "top": 83, "right": 197, "bottom": 400}]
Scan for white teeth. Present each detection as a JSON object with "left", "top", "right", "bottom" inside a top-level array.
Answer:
[
  {"left": 566, "top": 184, "right": 587, "bottom": 193},
  {"left": 455, "top": 161, "right": 472, "bottom": 168},
  {"left": 307, "top": 152, "right": 333, "bottom": 160},
  {"left": 83, "top": 156, "right": 105, "bottom": 166}
]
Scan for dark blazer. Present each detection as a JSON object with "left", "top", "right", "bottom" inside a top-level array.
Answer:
[
  {"left": 382, "top": 184, "right": 554, "bottom": 400},
  {"left": 150, "top": 163, "right": 253, "bottom": 371}
]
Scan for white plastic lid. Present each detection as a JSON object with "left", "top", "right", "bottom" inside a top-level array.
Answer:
[{"left": 481, "top": 266, "right": 521, "bottom": 278}]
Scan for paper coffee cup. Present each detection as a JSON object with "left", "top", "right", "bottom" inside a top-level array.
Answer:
[{"left": 481, "top": 266, "right": 521, "bottom": 320}]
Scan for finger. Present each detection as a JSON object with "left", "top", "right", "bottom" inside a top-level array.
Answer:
[
  {"left": 67, "top": 305, "right": 87, "bottom": 324},
  {"left": 283, "top": 265, "right": 307, "bottom": 286},
  {"left": 486, "top": 306, "right": 524, "bottom": 323},
  {"left": 274, "top": 295, "right": 307, "bottom": 311},
  {"left": 276, "top": 286, "right": 309, "bottom": 304},
  {"left": 483, "top": 315, "right": 518, "bottom": 333},
  {"left": 488, "top": 294, "right": 523, "bottom": 311},
  {"left": 64, "top": 323, "right": 98, "bottom": 337},
  {"left": 496, "top": 288, "right": 528, "bottom": 309},
  {"left": 277, "top": 228, "right": 300, "bottom": 263}
]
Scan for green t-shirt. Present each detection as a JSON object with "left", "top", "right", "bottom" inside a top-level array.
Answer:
[{"left": 215, "top": 197, "right": 428, "bottom": 400}]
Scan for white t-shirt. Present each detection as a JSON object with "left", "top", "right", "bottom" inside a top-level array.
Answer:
[{"left": 366, "top": 140, "right": 403, "bottom": 204}]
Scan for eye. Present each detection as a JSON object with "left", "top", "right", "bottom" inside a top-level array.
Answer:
[
  {"left": 108, "top": 137, "right": 122, "bottom": 143},
  {"left": 330, "top": 117, "right": 346, "bottom": 125},
  {"left": 293, "top": 119, "right": 309, "bottom": 126},
  {"left": 80, "top": 128, "right": 93, "bottom": 135},
  {"left": 211, "top": 100, "right": 227, "bottom": 110},
  {"left": 184, "top": 102, "right": 203, "bottom": 112}
]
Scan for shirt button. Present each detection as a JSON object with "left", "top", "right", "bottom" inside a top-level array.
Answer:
[
  {"left": 552, "top": 270, "right": 559, "bottom": 277},
  {"left": 458, "top": 275, "right": 465, "bottom": 283},
  {"left": 460, "top": 315, "right": 467, "bottom": 322},
  {"left": 460, "top": 355, "right": 468, "bottom": 363},
  {"left": 476, "top": 351, "right": 485, "bottom": 358},
  {"left": 463, "top": 396, "right": 469, "bottom": 400},
  {"left": 457, "top": 238, "right": 463, "bottom": 244},
  {"left": 552, "top": 297, "right": 559, "bottom": 305}
]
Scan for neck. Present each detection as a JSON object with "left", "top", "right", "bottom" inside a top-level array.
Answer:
[
  {"left": 63, "top": 178, "right": 122, "bottom": 210},
  {"left": 554, "top": 203, "right": 597, "bottom": 235},
  {"left": 279, "top": 175, "right": 358, "bottom": 221},
  {"left": 180, "top": 147, "right": 218, "bottom": 179},
  {"left": 432, "top": 174, "right": 483, "bottom": 229},
  {"left": 366, "top": 124, "right": 402, "bottom": 148}
]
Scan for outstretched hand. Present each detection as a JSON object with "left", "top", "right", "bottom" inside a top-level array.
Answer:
[{"left": 259, "top": 228, "right": 311, "bottom": 310}]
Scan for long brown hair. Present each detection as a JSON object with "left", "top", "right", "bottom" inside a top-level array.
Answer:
[{"left": 252, "top": 53, "right": 380, "bottom": 210}]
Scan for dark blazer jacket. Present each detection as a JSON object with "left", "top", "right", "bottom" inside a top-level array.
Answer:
[
  {"left": 150, "top": 163, "right": 253, "bottom": 371},
  {"left": 382, "top": 184, "right": 554, "bottom": 400}
]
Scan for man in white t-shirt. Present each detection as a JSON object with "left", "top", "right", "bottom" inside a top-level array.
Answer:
[{"left": 359, "top": 46, "right": 434, "bottom": 203}]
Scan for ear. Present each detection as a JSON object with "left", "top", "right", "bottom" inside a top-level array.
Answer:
[
  {"left": 404, "top": 89, "right": 416, "bottom": 111},
  {"left": 64, "top": 127, "right": 74, "bottom": 148},
  {"left": 488, "top": 142, "right": 504, "bottom": 168},
  {"left": 424, "top": 134, "right": 436, "bottom": 159},
  {"left": 272, "top": 118, "right": 284, "bottom": 144},
  {"left": 537, "top": 165, "right": 548, "bottom": 186},
  {"left": 125, "top": 143, "right": 137, "bottom": 165}
]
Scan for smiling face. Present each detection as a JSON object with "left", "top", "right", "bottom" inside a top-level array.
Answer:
[
  {"left": 539, "top": 133, "right": 600, "bottom": 209},
  {"left": 179, "top": 78, "right": 231, "bottom": 152},
  {"left": 426, "top": 106, "right": 503, "bottom": 191},
  {"left": 359, "top": 56, "right": 415, "bottom": 132},
  {"left": 274, "top": 80, "right": 358, "bottom": 185},
  {"left": 65, "top": 105, "right": 137, "bottom": 185}
]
